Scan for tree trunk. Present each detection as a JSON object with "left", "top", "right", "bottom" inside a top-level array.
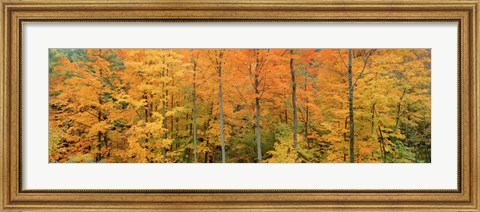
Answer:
[
  {"left": 96, "top": 131, "right": 102, "bottom": 162},
  {"left": 191, "top": 53, "right": 198, "bottom": 163},
  {"left": 290, "top": 50, "right": 298, "bottom": 149},
  {"left": 344, "top": 116, "right": 348, "bottom": 142},
  {"left": 103, "top": 132, "right": 109, "bottom": 157},
  {"left": 394, "top": 89, "right": 407, "bottom": 131},
  {"left": 204, "top": 140, "right": 209, "bottom": 163},
  {"left": 378, "top": 125, "right": 387, "bottom": 162},
  {"left": 253, "top": 50, "right": 264, "bottom": 163},
  {"left": 371, "top": 103, "right": 376, "bottom": 136},
  {"left": 216, "top": 51, "right": 226, "bottom": 163},
  {"left": 95, "top": 98, "right": 103, "bottom": 162},
  {"left": 171, "top": 91, "right": 174, "bottom": 138},
  {"left": 95, "top": 54, "right": 105, "bottom": 163},
  {"left": 304, "top": 74, "right": 309, "bottom": 149},
  {"left": 255, "top": 96, "right": 262, "bottom": 163},
  {"left": 144, "top": 93, "right": 149, "bottom": 144},
  {"left": 348, "top": 49, "right": 355, "bottom": 163},
  {"left": 161, "top": 59, "right": 167, "bottom": 163},
  {"left": 185, "top": 113, "right": 189, "bottom": 131}
]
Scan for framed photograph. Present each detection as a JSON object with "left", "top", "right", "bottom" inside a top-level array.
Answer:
[{"left": 1, "top": 0, "right": 478, "bottom": 211}]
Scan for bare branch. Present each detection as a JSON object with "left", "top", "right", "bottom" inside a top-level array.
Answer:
[
  {"left": 337, "top": 49, "right": 349, "bottom": 69},
  {"left": 353, "top": 49, "right": 375, "bottom": 87},
  {"left": 233, "top": 84, "right": 249, "bottom": 105},
  {"left": 259, "top": 73, "right": 268, "bottom": 99}
]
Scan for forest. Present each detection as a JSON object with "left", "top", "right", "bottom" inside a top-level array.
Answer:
[{"left": 49, "top": 48, "right": 431, "bottom": 163}]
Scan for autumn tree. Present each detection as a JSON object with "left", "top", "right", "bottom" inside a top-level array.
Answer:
[
  {"left": 290, "top": 49, "right": 299, "bottom": 149},
  {"left": 49, "top": 49, "right": 125, "bottom": 162},
  {"left": 190, "top": 50, "right": 199, "bottom": 162},
  {"left": 235, "top": 49, "right": 278, "bottom": 163},
  {"left": 206, "top": 49, "right": 227, "bottom": 163},
  {"left": 344, "top": 49, "right": 374, "bottom": 163}
]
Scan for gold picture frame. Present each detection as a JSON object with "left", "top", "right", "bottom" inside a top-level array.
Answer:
[{"left": 1, "top": 0, "right": 478, "bottom": 210}]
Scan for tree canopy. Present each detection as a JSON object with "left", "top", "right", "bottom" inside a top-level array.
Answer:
[{"left": 49, "top": 48, "right": 431, "bottom": 163}]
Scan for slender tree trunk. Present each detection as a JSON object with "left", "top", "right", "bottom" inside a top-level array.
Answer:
[
  {"left": 191, "top": 54, "right": 198, "bottom": 163},
  {"left": 96, "top": 132, "right": 102, "bottom": 162},
  {"left": 290, "top": 50, "right": 298, "bottom": 149},
  {"left": 96, "top": 63, "right": 104, "bottom": 163},
  {"left": 171, "top": 91, "right": 174, "bottom": 138},
  {"left": 405, "top": 117, "right": 409, "bottom": 146},
  {"left": 370, "top": 103, "right": 376, "bottom": 160},
  {"left": 170, "top": 73, "right": 176, "bottom": 140},
  {"left": 344, "top": 116, "right": 348, "bottom": 142},
  {"left": 252, "top": 50, "right": 263, "bottom": 163},
  {"left": 378, "top": 125, "right": 387, "bottom": 162},
  {"left": 189, "top": 121, "right": 193, "bottom": 137},
  {"left": 304, "top": 74, "right": 310, "bottom": 149},
  {"left": 175, "top": 115, "right": 179, "bottom": 139},
  {"left": 95, "top": 95, "right": 103, "bottom": 162},
  {"left": 161, "top": 59, "right": 167, "bottom": 163},
  {"left": 394, "top": 89, "right": 407, "bottom": 130},
  {"left": 144, "top": 93, "right": 149, "bottom": 144},
  {"left": 255, "top": 96, "right": 262, "bottom": 163},
  {"left": 185, "top": 113, "right": 189, "bottom": 131},
  {"left": 371, "top": 103, "right": 376, "bottom": 136},
  {"left": 216, "top": 51, "right": 226, "bottom": 163},
  {"left": 305, "top": 106, "right": 310, "bottom": 148},
  {"left": 104, "top": 132, "right": 109, "bottom": 157},
  {"left": 348, "top": 49, "right": 355, "bottom": 163},
  {"left": 204, "top": 140, "right": 209, "bottom": 163}
]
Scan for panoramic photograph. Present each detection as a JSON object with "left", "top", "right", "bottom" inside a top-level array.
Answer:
[{"left": 48, "top": 49, "right": 431, "bottom": 163}]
